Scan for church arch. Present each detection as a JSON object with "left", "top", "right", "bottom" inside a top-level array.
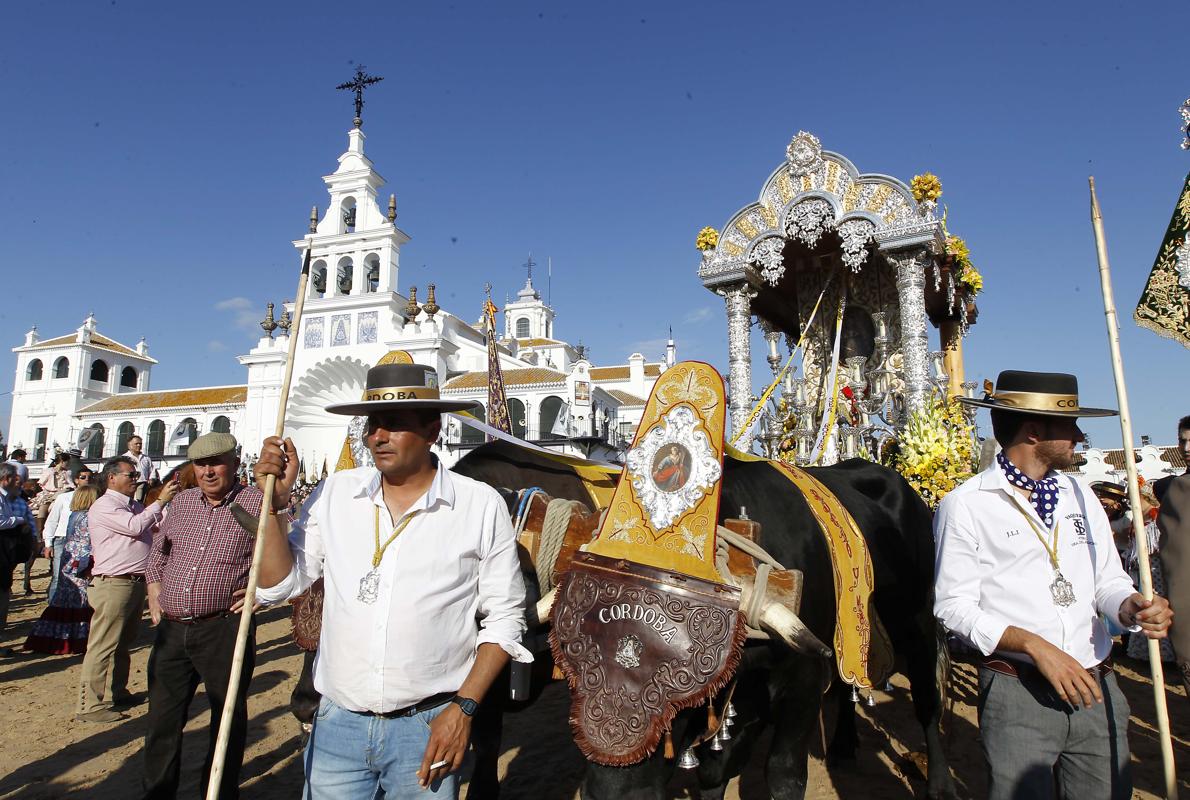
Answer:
[
  {"left": 120, "top": 366, "right": 137, "bottom": 389},
  {"left": 336, "top": 256, "right": 354, "bottom": 295},
  {"left": 25, "top": 359, "right": 42, "bottom": 381},
  {"left": 53, "top": 357, "right": 69, "bottom": 379},
  {"left": 364, "top": 253, "right": 380, "bottom": 292},
  {"left": 177, "top": 417, "right": 198, "bottom": 455},
  {"left": 211, "top": 415, "right": 231, "bottom": 434},
  {"left": 459, "top": 405, "right": 486, "bottom": 445},
  {"left": 340, "top": 196, "right": 358, "bottom": 234},
  {"left": 507, "top": 398, "right": 527, "bottom": 439},
  {"left": 515, "top": 317, "right": 530, "bottom": 339},
  {"left": 85, "top": 423, "right": 105, "bottom": 460},
  {"left": 90, "top": 359, "right": 109, "bottom": 383},
  {"left": 311, "top": 260, "right": 328, "bottom": 297},
  {"left": 147, "top": 420, "right": 166, "bottom": 457},
  {"left": 116, "top": 421, "right": 135, "bottom": 454},
  {"left": 539, "top": 396, "right": 564, "bottom": 439}
]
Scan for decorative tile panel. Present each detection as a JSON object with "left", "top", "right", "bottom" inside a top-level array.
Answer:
[
  {"left": 357, "top": 311, "right": 377, "bottom": 344},
  {"left": 303, "top": 316, "right": 324, "bottom": 349},
  {"left": 330, "top": 314, "right": 351, "bottom": 347}
]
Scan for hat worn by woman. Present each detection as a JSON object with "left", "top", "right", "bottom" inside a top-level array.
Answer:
[
  {"left": 957, "top": 370, "right": 1117, "bottom": 418},
  {"left": 324, "top": 363, "right": 479, "bottom": 416}
]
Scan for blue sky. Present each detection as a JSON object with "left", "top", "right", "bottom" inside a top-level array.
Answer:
[{"left": 1, "top": 1, "right": 1186, "bottom": 449}]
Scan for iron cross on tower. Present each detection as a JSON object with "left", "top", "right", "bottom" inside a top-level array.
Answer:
[{"left": 337, "top": 66, "right": 384, "bottom": 128}]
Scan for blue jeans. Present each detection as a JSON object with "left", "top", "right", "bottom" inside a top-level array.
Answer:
[
  {"left": 304, "top": 696, "right": 460, "bottom": 800},
  {"left": 47, "top": 538, "right": 65, "bottom": 600}
]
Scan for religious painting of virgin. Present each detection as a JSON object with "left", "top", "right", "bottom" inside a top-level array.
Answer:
[{"left": 651, "top": 443, "right": 691, "bottom": 493}]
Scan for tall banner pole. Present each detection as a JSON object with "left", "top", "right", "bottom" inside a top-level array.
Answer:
[
  {"left": 1089, "top": 178, "right": 1178, "bottom": 799},
  {"left": 206, "top": 242, "right": 313, "bottom": 799}
]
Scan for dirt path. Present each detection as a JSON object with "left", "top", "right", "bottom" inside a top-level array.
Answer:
[{"left": 1, "top": 564, "right": 1186, "bottom": 798}]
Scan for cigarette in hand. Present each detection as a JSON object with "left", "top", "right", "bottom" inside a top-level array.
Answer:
[{"left": 430, "top": 759, "right": 449, "bottom": 770}]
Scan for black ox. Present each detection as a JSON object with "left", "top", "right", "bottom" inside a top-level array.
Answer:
[{"left": 291, "top": 441, "right": 957, "bottom": 800}]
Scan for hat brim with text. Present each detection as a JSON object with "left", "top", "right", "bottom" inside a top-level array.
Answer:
[
  {"left": 324, "top": 363, "right": 479, "bottom": 416},
  {"left": 957, "top": 370, "right": 1117, "bottom": 418}
]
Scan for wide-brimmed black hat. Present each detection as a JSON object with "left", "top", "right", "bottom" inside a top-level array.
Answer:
[
  {"left": 1090, "top": 481, "right": 1129, "bottom": 504},
  {"left": 325, "top": 363, "right": 479, "bottom": 416},
  {"left": 957, "top": 370, "right": 1117, "bottom": 418}
]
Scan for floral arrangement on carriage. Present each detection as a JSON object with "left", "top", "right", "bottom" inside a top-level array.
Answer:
[
  {"left": 884, "top": 390, "right": 978, "bottom": 510},
  {"left": 912, "top": 174, "right": 984, "bottom": 330}
]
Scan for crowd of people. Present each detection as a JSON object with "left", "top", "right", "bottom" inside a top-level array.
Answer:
[{"left": 0, "top": 364, "right": 1185, "bottom": 800}]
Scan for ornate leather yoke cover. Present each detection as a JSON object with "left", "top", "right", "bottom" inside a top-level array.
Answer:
[{"left": 550, "top": 362, "right": 745, "bottom": 765}]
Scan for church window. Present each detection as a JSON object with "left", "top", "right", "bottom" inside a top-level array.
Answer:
[
  {"left": 90, "top": 359, "right": 109, "bottom": 383},
  {"left": 25, "top": 359, "right": 42, "bottom": 381},
  {"left": 147, "top": 420, "right": 166, "bottom": 457},
  {"left": 53, "top": 357, "right": 69, "bottom": 379},
  {"left": 85, "top": 424, "right": 105, "bottom": 460},
  {"left": 539, "top": 396, "right": 564, "bottom": 440},
  {"left": 459, "top": 405, "right": 485, "bottom": 445},
  {"left": 116, "top": 421, "right": 135, "bottom": 454},
  {"left": 515, "top": 318, "right": 530, "bottom": 339},
  {"left": 507, "top": 398, "right": 527, "bottom": 439},
  {"left": 120, "top": 366, "right": 137, "bottom": 389},
  {"left": 211, "top": 416, "right": 231, "bottom": 434}
]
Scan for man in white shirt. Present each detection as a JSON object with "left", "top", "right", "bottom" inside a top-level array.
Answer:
[
  {"left": 935, "top": 370, "right": 1173, "bottom": 799},
  {"left": 254, "top": 362, "right": 529, "bottom": 800},
  {"left": 124, "top": 435, "right": 154, "bottom": 502}
]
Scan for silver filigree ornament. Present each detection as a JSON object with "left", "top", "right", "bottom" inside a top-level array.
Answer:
[
  {"left": 837, "top": 218, "right": 876, "bottom": 273},
  {"left": 348, "top": 415, "right": 374, "bottom": 468},
  {"left": 1175, "top": 239, "right": 1190, "bottom": 289},
  {"left": 749, "top": 237, "right": 787, "bottom": 285},
  {"left": 784, "top": 198, "right": 836, "bottom": 248},
  {"left": 1180, "top": 98, "right": 1190, "bottom": 150},
  {"left": 625, "top": 405, "right": 723, "bottom": 531},
  {"left": 614, "top": 634, "right": 644, "bottom": 669},
  {"left": 785, "top": 131, "right": 824, "bottom": 177}
]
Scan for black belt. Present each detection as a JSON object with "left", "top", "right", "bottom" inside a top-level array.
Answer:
[
  {"left": 164, "top": 610, "right": 233, "bottom": 625},
  {"left": 359, "top": 692, "right": 455, "bottom": 719},
  {"left": 982, "top": 654, "right": 1114, "bottom": 681},
  {"left": 94, "top": 573, "right": 146, "bottom": 582}
]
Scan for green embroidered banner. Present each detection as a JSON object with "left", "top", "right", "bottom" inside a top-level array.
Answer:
[{"left": 1135, "top": 171, "right": 1190, "bottom": 349}]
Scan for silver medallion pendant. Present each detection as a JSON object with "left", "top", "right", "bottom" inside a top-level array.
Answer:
[
  {"left": 358, "top": 568, "right": 381, "bottom": 605},
  {"left": 1050, "top": 572, "right": 1076, "bottom": 608}
]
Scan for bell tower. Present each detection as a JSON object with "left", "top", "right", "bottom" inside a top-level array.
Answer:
[{"left": 297, "top": 125, "right": 409, "bottom": 299}]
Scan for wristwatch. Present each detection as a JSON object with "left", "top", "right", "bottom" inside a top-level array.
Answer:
[{"left": 450, "top": 695, "right": 479, "bottom": 717}]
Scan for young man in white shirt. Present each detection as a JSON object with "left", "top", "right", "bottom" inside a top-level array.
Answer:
[
  {"left": 935, "top": 370, "right": 1173, "bottom": 799},
  {"left": 254, "top": 363, "right": 529, "bottom": 800}
]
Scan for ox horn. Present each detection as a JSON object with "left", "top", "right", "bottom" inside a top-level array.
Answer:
[
  {"left": 757, "top": 602, "right": 832, "bottom": 658},
  {"left": 532, "top": 587, "right": 557, "bottom": 626}
]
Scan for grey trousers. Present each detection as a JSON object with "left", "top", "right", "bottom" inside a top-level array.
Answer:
[{"left": 978, "top": 664, "right": 1131, "bottom": 800}]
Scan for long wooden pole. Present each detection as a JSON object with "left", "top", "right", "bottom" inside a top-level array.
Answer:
[
  {"left": 1089, "top": 177, "right": 1178, "bottom": 799},
  {"left": 206, "top": 243, "right": 313, "bottom": 799}
]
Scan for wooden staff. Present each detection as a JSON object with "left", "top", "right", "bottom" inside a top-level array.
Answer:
[
  {"left": 1089, "top": 177, "right": 1178, "bottom": 799},
  {"left": 206, "top": 243, "right": 313, "bottom": 799}
]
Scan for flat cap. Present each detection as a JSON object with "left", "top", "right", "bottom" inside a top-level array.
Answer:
[{"left": 188, "top": 432, "right": 238, "bottom": 461}]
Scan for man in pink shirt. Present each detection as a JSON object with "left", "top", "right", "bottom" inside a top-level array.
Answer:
[{"left": 77, "top": 456, "right": 178, "bottom": 723}]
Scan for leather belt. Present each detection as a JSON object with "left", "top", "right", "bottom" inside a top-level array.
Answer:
[
  {"left": 94, "top": 573, "right": 146, "bottom": 582},
  {"left": 359, "top": 692, "right": 455, "bottom": 719},
  {"left": 982, "top": 654, "right": 1114, "bottom": 681},
  {"left": 164, "top": 610, "right": 233, "bottom": 625}
]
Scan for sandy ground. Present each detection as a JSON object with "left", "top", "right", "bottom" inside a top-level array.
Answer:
[{"left": 1, "top": 562, "right": 1187, "bottom": 799}]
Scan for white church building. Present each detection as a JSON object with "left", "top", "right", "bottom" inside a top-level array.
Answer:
[{"left": 7, "top": 123, "right": 672, "bottom": 478}]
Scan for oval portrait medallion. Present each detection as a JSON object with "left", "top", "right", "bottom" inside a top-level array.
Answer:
[{"left": 650, "top": 442, "right": 692, "bottom": 494}]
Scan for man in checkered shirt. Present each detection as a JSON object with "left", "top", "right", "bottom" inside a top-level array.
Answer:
[{"left": 143, "top": 432, "right": 263, "bottom": 800}]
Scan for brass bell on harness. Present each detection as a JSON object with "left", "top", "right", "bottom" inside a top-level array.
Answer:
[
  {"left": 724, "top": 701, "right": 738, "bottom": 720},
  {"left": 717, "top": 723, "right": 732, "bottom": 743},
  {"left": 708, "top": 732, "right": 724, "bottom": 752},
  {"left": 866, "top": 691, "right": 876, "bottom": 707},
  {"left": 850, "top": 686, "right": 861, "bottom": 703},
  {"left": 677, "top": 747, "right": 700, "bottom": 769}
]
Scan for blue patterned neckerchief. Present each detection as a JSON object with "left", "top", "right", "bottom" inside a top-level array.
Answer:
[{"left": 997, "top": 451, "right": 1060, "bottom": 528}]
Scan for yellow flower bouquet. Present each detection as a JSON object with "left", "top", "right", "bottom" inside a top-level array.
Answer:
[
  {"left": 887, "top": 393, "right": 977, "bottom": 510},
  {"left": 695, "top": 226, "right": 720, "bottom": 252},
  {"left": 911, "top": 173, "right": 943, "bottom": 204}
]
